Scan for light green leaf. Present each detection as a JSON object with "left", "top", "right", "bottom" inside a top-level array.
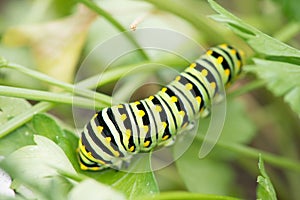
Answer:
[
  {"left": 208, "top": 0, "right": 300, "bottom": 62},
  {"left": 81, "top": 154, "right": 159, "bottom": 199},
  {"left": 68, "top": 179, "right": 126, "bottom": 200},
  {"left": 247, "top": 59, "right": 300, "bottom": 116},
  {"left": 256, "top": 155, "right": 277, "bottom": 200},
  {"left": 0, "top": 97, "right": 34, "bottom": 155},
  {"left": 0, "top": 96, "right": 31, "bottom": 123},
  {"left": 1, "top": 135, "right": 77, "bottom": 199}
]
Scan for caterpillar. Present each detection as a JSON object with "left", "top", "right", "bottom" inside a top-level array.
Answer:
[{"left": 78, "top": 44, "right": 243, "bottom": 171}]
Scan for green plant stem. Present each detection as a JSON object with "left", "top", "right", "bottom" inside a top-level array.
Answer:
[
  {"left": 228, "top": 79, "right": 266, "bottom": 98},
  {"left": 0, "top": 86, "right": 103, "bottom": 110},
  {"left": 273, "top": 22, "right": 300, "bottom": 43},
  {"left": 77, "top": 0, "right": 149, "bottom": 61},
  {"left": 197, "top": 136, "right": 300, "bottom": 172},
  {"left": 141, "top": 191, "right": 240, "bottom": 200},
  {"left": 3, "top": 63, "right": 111, "bottom": 106},
  {"left": 0, "top": 102, "right": 53, "bottom": 138}
]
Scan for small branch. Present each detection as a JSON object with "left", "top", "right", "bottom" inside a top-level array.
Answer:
[
  {"left": 2, "top": 63, "right": 111, "bottom": 107},
  {"left": 0, "top": 86, "right": 103, "bottom": 110},
  {"left": 77, "top": 0, "right": 150, "bottom": 61}
]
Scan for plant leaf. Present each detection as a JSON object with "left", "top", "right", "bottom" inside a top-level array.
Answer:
[
  {"left": 0, "top": 97, "right": 34, "bottom": 155},
  {"left": 256, "top": 155, "right": 277, "bottom": 200},
  {"left": 68, "top": 179, "right": 126, "bottom": 200},
  {"left": 247, "top": 59, "right": 300, "bottom": 116},
  {"left": 1, "top": 135, "right": 77, "bottom": 199},
  {"left": 32, "top": 113, "right": 79, "bottom": 171},
  {"left": 0, "top": 96, "right": 31, "bottom": 123},
  {"left": 208, "top": 0, "right": 300, "bottom": 64},
  {"left": 81, "top": 154, "right": 159, "bottom": 199}
]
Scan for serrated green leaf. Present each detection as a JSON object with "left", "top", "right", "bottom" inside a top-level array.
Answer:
[
  {"left": 208, "top": 0, "right": 300, "bottom": 63},
  {"left": 68, "top": 179, "right": 126, "bottom": 200},
  {"left": 32, "top": 113, "right": 79, "bottom": 170},
  {"left": 81, "top": 154, "right": 159, "bottom": 199},
  {"left": 1, "top": 135, "right": 77, "bottom": 199},
  {"left": 247, "top": 59, "right": 300, "bottom": 116},
  {"left": 32, "top": 113, "right": 65, "bottom": 143},
  {"left": 256, "top": 155, "right": 277, "bottom": 200}
]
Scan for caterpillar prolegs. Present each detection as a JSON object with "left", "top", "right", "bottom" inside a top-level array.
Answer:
[{"left": 78, "top": 44, "right": 244, "bottom": 171}]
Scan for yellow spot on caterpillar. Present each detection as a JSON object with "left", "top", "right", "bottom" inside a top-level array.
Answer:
[
  {"left": 182, "top": 122, "right": 188, "bottom": 128},
  {"left": 200, "top": 107, "right": 204, "bottom": 113},
  {"left": 126, "top": 129, "right": 131, "bottom": 138},
  {"left": 155, "top": 105, "right": 162, "bottom": 112},
  {"left": 240, "top": 50, "right": 245, "bottom": 56},
  {"left": 201, "top": 69, "right": 208, "bottom": 77},
  {"left": 175, "top": 76, "right": 181, "bottom": 81},
  {"left": 189, "top": 63, "right": 196, "bottom": 68},
  {"left": 117, "top": 104, "right": 123, "bottom": 108},
  {"left": 129, "top": 146, "right": 135, "bottom": 152},
  {"left": 143, "top": 125, "right": 149, "bottom": 133},
  {"left": 210, "top": 82, "right": 216, "bottom": 89},
  {"left": 138, "top": 110, "right": 145, "bottom": 117},
  {"left": 161, "top": 87, "right": 167, "bottom": 93},
  {"left": 231, "top": 49, "right": 236, "bottom": 54},
  {"left": 97, "top": 126, "right": 103, "bottom": 133},
  {"left": 106, "top": 137, "right": 111, "bottom": 142},
  {"left": 134, "top": 101, "right": 140, "bottom": 105},
  {"left": 207, "top": 50, "right": 213, "bottom": 55},
  {"left": 170, "top": 96, "right": 178, "bottom": 103},
  {"left": 148, "top": 95, "right": 154, "bottom": 101},
  {"left": 179, "top": 110, "right": 185, "bottom": 116},
  {"left": 93, "top": 113, "right": 98, "bottom": 119},
  {"left": 196, "top": 96, "right": 201, "bottom": 103},
  {"left": 144, "top": 140, "right": 150, "bottom": 147},
  {"left": 220, "top": 44, "right": 227, "bottom": 48},
  {"left": 185, "top": 83, "right": 193, "bottom": 90},
  {"left": 225, "top": 69, "right": 230, "bottom": 76},
  {"left": 162, "top": 122, "right": 167, "bottom": 129},
  {"left": 114, "top": 152, "right": 120, "bottom": 157},
  {"left": 237, "top": 60, "right": 241, "bottom": 68},
  {"left": 162, "top": 135, "right": 169, "bottom": 140},
  {"left": 217, "top": 56, "right": 223, "bottom": 64},
  {"left": 80, "top": 163, "right": 89, "bottom": 170},
  {"left": 87, "top": 152, "right": 93, "bottom": 157},
  {"left": 121, "top": 114, "right": 127, "bottom": 121}
]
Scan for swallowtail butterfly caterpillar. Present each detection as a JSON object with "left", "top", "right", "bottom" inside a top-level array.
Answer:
[{"left": 78, "top": 44, "right": 244, "bottom": 170}]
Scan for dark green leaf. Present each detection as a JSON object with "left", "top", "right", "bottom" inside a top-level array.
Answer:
[
  {"left": 256, "top": 155, "right": 277, "bottom": 200},
  {"left": 32, "top": 113, "right": 79, "bottom": 170},
  {"left": 81, "top": 154, "right": 159, "bottom": 199}
]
